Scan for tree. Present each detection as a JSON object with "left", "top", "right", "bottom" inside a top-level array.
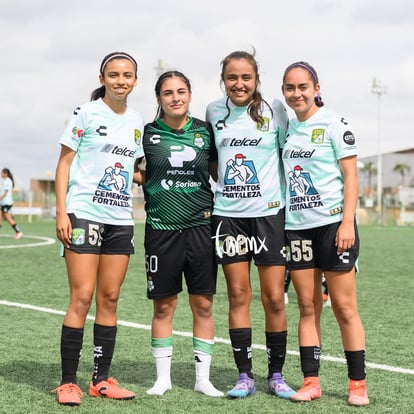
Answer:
[
  {"left": 393, "top": 162, "right": 411, "bottom": 187},
  {"left": 360, "top": 161, "right": 377, "bottom": 197}
]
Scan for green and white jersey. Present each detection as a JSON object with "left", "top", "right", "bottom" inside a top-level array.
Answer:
[
  {"left": 143, "top": 117, "right": 217, "bottom": 230},
  {"left": 59, "top": 98, "right": 144, "bottom": 225},
  {"left": 0, "top": 177, "right": 13, "bottom": 205},
  {"left": 282, "top": 107, "right": 358, "bottom": 230},
  {"left": 206, "top": 97, "right": 287, "bottom": 217}
]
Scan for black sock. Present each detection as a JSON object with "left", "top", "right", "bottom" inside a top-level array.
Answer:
[
  {"left": 12, "top": 224, "right": 21, "bottom": 233},
  {"left": 61, "top": 325, "right": 84, "bottom": 384},
  {"left": 266, "top": 331, "right": 287, "bottom": 377},
  {"left": 345, "top": 349, "right": 366, "bottom": 380},
  {"left": 92, "top": 323, "right": 117, "bottom": 385},
  {"left": 229, "top": 328, "right": 253, "bottom": 379},
  {"left": 299, "top": 346, "right": 321, "bottom": 378}
]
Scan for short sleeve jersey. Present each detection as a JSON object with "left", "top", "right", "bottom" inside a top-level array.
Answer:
[
  {"left": 282, "top": 107, "right": 358, "bottom": 230},
  {"left": 1, "top": 177, "right": 13, "bottom": 205},
  {"left": 59, "top": 98, "right": 144, "bottom": 225},
  {"left": 206, "top": 97, "right": 288, "bottom": 217},
  {"left": 143, "top": 117, "right": 217, "bottom": 230}
]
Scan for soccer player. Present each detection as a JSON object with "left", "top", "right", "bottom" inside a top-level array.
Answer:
[
  {"left": 0, "top": 168, "right": 23, "bottom": 239},
  {"left": 281, "top": 61, "right": 369, "bottom": 406},
  {"left": 140, "top": 70, "right": 223, "bottom": 397},
  {"left": 206, "top": 50, "right": 294, "bottom": 399},
  {"left": 52, "top": 51, "right": 144, "bottom": 406}
]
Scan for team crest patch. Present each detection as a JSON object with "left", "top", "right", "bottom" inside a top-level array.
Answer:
[
  {"left": 71, "top": 228, "right": 85, "bottom": 245},
  {"left": 257, "top": 116, "right": 270, "bottom": 132},
  {"left": 134, "top": 129, "right": 142, "bottom": 145},
  {"left": 194, "top": 133, "right": 205, "bottom": 148},
  {"left": 311, "top": 128, "right": 325, "bottom": 144}
]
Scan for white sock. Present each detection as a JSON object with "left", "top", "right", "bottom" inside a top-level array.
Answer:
[
  {"left": 146, "top": 346, "right": 172, "bottom": 395},
  {"left": 193, "top": 338, "right": 224, "bottom": 397}
]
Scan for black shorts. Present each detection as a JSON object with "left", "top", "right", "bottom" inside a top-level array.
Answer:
[
  {"left": 66, "top": 213, "right": 134, "bottom": 255},
  {"left": 144, "top": 224, "right": 217, "bottom": 299},
  {"left": 285, "top": 220, "right": 359, "bottom": 271},
  {"left": 1, "top": 205, "right": 12, "bottom": 213},
  {"left": 212, "top": 210, "right": 286, "bottom": 266}
]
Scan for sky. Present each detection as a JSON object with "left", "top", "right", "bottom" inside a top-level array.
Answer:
[{"left": 1, "top": 0, "right": 414, "bottom": 191}]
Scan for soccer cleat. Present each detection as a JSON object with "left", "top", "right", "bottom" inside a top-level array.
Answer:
[
  {"left": 267, "top": 372, "right": 295, "bottom": 399},
  {"left": 226, "top": 373, "right": 256, "bottom": 399},
  {"left": 322, "top": 292, "right": 329, "bottom": 301},
  {"left": 14, "top": 231, "right": 23, "bottom": 240},
  {"left": 290, "top": 377, "right": 322, "bottom": 402},
  {"left": 348, "top": 379, "right": 369, "bottom": 406},
  {"left": 52, "top": 383, "right": 83, "bottom": 406},
  {"left": 89, "top": 377, "right": 135, "bottom": 400}
]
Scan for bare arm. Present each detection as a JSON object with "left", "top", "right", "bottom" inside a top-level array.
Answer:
[
  {"left": 55, "top": 145, "right": 76, "bottom": 247},
  {"left": 336, "top": 155, "right": 358, "bottom": 253},
  {"left": 133, "top": 157, "right": 146, "bottom": 185}
]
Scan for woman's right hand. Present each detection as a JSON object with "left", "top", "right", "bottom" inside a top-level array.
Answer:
[{"left": 56, "top": 212, "right": 72, "bottom": 248}]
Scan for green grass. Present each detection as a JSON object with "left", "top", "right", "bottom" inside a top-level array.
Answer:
[{"left": 1, "top": 222, "right": 413, "bottom": 413}]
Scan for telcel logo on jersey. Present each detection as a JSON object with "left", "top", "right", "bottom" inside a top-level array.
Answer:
[
  {"left": 100, "top": 144, "right": 135, "bottom": 158},
  {"left": 220, "top": 137, "right": 262, "bottom": 147},
  {"left": 284, "top": 149, "right": 315, "bottom": 159}
]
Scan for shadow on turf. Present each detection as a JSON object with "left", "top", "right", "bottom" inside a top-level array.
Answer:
[{"left": 1, "top": 359, "right": 346, "bottom": 402}]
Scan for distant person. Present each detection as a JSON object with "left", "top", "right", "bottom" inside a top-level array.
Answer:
[
  {"left": 281, "top": 61, "right": 369, "bottom": 406},
  {"left": 206, "top": 50, "right": 294, "bottom": 400},
  {"left": 0, "top": 168, "right": 23, "bottom": 239},
  {"left": 52, "top": 51, "right": 144, "bottom": 406},
  {"left": 141, "top": 71, "right": 223, "bottom": 397}
]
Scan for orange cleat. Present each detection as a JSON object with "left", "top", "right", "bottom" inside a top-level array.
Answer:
[
  {"left": 89, "top": 377, "right": 135, "bottom": 400},
  {"left": 348, "top": 379, "right": 369, "bottom": 406},
  {"left": 290, "top": 377, "right": 322, "bottom": 402},
  {"left": 52, "top": 383, "right": 83, "bottom": 406}
]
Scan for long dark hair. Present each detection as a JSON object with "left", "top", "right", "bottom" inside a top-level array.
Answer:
[
  {"left": 283, "top": 61, "right": 324, "bottom": 107},
  {"left": 154, "top": 70, "right": 192, "bottom": 120},
  {"left": 90, "top": 51, "right": 138, "bottom": 101},
  {"left": 2, "top": 168, "right": 14, "bottom": 188},
  {"left": 220, "top": 50, "right": 272, "bottom": 127}
]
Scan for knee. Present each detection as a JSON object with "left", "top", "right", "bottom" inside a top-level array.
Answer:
[
  {"left": 228, "top": 287, "right": 251, "bottom": 309},
  {"left": 261, "top": 292, "right": 285, "bottom": 313},
  {"left": 97, "top": 289, "right": 121, "bottom": 311},
  {"left": 193, "top": 301, "right": 213, "bottom": 320},
  {"left": 153, "top": 301, "right": 175, "bottom": 321},
  {"left": 297, "top": 299, "right": 318, "bottom": 318},
  {"left": 332, "top": 303, "right": 356, "bottom": 324},
  {"left": 70, "top": 291, "right": 93, "bottom": 316}
]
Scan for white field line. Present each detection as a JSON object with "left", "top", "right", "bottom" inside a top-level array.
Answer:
[
  {"left": 0, "top": 235, "right": 56, "bottom": 249},
  {"left": 1, "top": 299, "right": 413, "bottom": 376}
]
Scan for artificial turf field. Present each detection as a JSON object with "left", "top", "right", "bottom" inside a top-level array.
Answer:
[{"left": 1, "top": 221, "right": 413, "bottom": 414}]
